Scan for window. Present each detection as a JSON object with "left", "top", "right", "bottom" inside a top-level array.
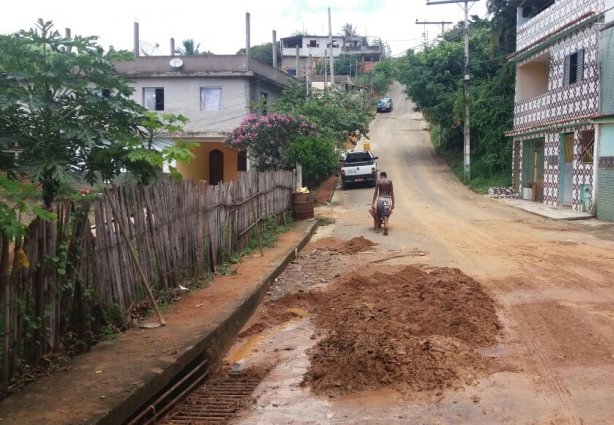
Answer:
[
  {"left": 309, "top": 39, "right": 317, "bottom": 47},
  {"left": 143, "top": 87, "right": 164, "bottom": 111},
  {"left": 237, "top": 151, "right": 247, "bottom": 172},
  {"left": 200, "top": 87, "right": 222, "bottom": 111},
  {"left": 564, "top": 49, "right": 584, "bottom": 86}
]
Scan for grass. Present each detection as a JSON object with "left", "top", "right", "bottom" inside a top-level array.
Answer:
[{"left": 437, "top": 149, "right": 511, "bottom": 194}]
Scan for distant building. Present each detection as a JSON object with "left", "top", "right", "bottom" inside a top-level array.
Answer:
[
  {"left": 114, "top": 55, "right": 293, "bottom": 184},
  {"left": 507, "top": 0, "right": 605, "bottom": 213},
  {"left": 279, "top": 34, "right": 383, "bottom": 78}
]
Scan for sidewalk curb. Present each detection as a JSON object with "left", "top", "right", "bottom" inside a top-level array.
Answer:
[{"left": 100, "top": 220, "right": 319, "bottom": 424}]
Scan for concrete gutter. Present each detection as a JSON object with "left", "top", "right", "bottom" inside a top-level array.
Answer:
[{"left": 0, "top": 220, "right": 318, "bottom": 425}]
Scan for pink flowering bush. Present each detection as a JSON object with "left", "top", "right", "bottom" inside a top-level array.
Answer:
[{"left": 225, "top": 113, "right": 318, "bottom": 170}]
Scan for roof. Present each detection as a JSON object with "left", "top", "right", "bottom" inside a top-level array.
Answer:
[{"left": 113, "top": 55, "right": 294, "bottom": 87}]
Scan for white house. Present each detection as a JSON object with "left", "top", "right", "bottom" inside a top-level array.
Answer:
[{"left": 114, "top": 55, "right": 293, "bottom": 184}]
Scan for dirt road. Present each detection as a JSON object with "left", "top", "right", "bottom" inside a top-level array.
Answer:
[{"left": 168, "top": 83, "right": 614, "bottom": 424}]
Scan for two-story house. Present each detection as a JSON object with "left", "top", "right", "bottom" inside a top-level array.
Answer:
[
  {"left": 508, "top": 0, "right": 605, "bottom": 212},
  {"left": 114, "top": 55, "right": 292, "bottom": 184},
  {"left": 279, "top": 34, "right": 383, "bottom": 78}
]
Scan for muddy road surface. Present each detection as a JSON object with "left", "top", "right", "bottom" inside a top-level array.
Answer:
[{"left": 165, "top": 82, "right": 614, "bottom": 424}]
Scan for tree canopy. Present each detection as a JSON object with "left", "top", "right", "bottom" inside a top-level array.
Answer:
[
  {"left": 0, "top": 19, "right": 192, "bottom": 214},
  {"left": 175, "top": 38, "right": 212, "bottom": 56},
  {"left": 395, "top": 11, "right": 514, "bottom": 190}
]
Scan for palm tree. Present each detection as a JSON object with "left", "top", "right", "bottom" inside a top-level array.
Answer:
[
  {"left": 340, "top": 23, "right": 358, "bottom": 37},
  {"left": 175, "top": 39, "right": 201, "bottom": 55}
]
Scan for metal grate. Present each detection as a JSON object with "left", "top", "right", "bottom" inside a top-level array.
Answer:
[{"left": 163, "top": 372, "right": 262, "bottom": 424}]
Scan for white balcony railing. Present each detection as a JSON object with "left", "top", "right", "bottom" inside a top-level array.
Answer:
[{"left": 516, "top": 0, "right": 603, "bottom": 52}]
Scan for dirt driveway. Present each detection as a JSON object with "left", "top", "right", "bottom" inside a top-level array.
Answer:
[{"left": 172, "top": 83, "right": 614, "bottom": 425}]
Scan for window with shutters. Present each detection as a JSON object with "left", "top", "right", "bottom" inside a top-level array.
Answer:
[
  {"left": 564, "top": 49, "right": 584, "bottom": 86},
  {"left": 143, "top": 87, "right": 164, "bottom": 111}
]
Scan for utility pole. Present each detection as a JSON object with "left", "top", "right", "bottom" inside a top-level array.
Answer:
[
  {"left": 245, "top": 12, "right": 251, "bottom": 59},
  {"left": 305, "top": 53, "right": 311, "bottom": 97},
  {"left": 415, "top": 19, "right": 453, "bottom": 46},
  {"left": 328, "top": 7, "right": 335, "bottom": 86},
  {"left": 324, "top": 50, "right": 328, "bottom": 89},
  {"left": 427, "top": 0, "right": 478, "bottom": 182}
]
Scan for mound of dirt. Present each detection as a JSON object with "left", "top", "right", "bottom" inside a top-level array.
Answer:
[
  {"left": 302, "top": 265, "right": 501, "bottom": 396},
  {"left": 309, "top": 236, "right": 376, "bottom": 255}
]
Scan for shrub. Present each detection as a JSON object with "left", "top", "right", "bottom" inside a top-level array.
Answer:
[{"left": 288, "top": 136, "right": 338, "bottom": 188}]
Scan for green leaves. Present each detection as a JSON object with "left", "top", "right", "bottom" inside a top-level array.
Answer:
[
  {"left": 396, "top": 15, "right": 515, "bottom": 185},
  {"left": 0, "top": 175, "right": 56, "bottom": 240},
  {"left": 1, "top": 20, "right": 195, "bottom": 214}
]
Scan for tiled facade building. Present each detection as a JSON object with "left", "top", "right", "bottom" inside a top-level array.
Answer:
[{"left": 508, "top": 0, "right": 605, "bottom": 213}]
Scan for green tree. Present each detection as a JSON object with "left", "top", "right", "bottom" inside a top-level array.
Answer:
[
  {"left": 340, "top": 23, "right": 358, "bottom": 37},
  {"left": 0, "top": 19, "right": 190, "bottom": 207},
  {"left": 237, "top": 42, "right": 279, "bottom": 66},
  {"left": 273, "top": 80, "right": 373, "bottom": 148},
  {"left": 287, "top": 136, "right": 338, "bottom": 188},
  {"left": 175, "top": 38, "right": 212, "bottom": 55},
  {"left": 396, "top": 15, "right": 515, "bottom": 189}
]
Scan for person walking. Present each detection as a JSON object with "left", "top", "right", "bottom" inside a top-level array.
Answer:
[{"left": 372, "top": 171, "right": 395, "bottom": 235}]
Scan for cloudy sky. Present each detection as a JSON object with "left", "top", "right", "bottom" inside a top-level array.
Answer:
[{"left": 1, "top": 0, "right": 489, "bottom": 57}]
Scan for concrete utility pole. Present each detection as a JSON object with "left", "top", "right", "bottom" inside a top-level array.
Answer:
[
  {"left": 306, "top": 54, "right": 311, "bottom": 96},
  {"left": 324, "top": 50, "right": 328, "bottom": 89},
  {"left": 272, "top": 30, "right": 278, "bottom": 67},
  {"left": 328, "top": 7, "right": 335, "bottom": 86},
  {"left": 246, "top": 12, "right": 251, "bottom": 59},
  {"left": 65, "top": 28, "right": 72, "bottom": 53},
  {"left": 133, "top": 22, "right": 140, "bottom": 57},
  {"left": 427, "top": 0, "right": 478, "bottom": 182},
  {"left": 295, "top": 45, "right": 300, "bottom": 78},
  {"left": 170, "top": 38, "right": 175, "bottom": 56},
  {"left": 415, "top": 19, "right": 453, "bottom": 45}
]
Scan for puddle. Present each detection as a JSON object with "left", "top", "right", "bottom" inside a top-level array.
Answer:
[
  {"left": 285, "top": 307, "right": 308, "bottom": 318},
  {"left": 225, "top": 333, "right": 264, "bottom": 363}
]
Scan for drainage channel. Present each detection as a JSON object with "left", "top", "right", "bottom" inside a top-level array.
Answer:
[
  {"left": 125, "top": 356, "right": 265, "bottom": 425},
  {"left": 161, "top": 371, "right": 263, "bottom": 424}
]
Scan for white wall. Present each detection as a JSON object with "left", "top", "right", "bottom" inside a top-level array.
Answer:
[
  {"left": 130, "top": 78, "right": 249, "bottom": 134},
  {"left": 607, "top": 0, "right": 614, "bottom": 22}
]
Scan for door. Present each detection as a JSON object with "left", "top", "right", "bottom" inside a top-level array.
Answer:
[
  {"left": 521, "top": 138, "right": 544, "bottom": 201},
  {"left": 560, "top": 133, "right": 574, "bottom": 206},
  {"left": 209, "top": 149, "right": 224, "bottom": 185}
]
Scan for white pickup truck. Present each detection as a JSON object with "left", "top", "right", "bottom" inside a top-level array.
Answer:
[{"left": 340, "top": 151, "right": 378, "bottom": 189}]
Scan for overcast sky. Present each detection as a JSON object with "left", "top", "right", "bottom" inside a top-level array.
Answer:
[{"left": 2, "top": 0, "right": 489, "bottom": 57}]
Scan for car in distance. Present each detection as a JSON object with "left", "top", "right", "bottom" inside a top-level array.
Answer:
[{"left": 377, "top": 97, "right": 393, "bottom": 113}]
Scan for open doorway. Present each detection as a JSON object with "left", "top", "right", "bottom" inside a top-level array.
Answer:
[
  {"left": 521, "top": 138, "right": 545, "bottom": 201},
  {"left": 559, "top": 133, "right": 574, "bottom": 206}
]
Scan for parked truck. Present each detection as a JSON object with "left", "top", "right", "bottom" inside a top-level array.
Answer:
[{"left": 340, "top": 151, "right": 378, "bottom": 189}]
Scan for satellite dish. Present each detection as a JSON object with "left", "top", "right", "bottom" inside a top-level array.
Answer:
[
  {"left": 139, "top": 40, "right": 161, "bottom": 56},
  {"left": 169, "top": 57, "right": 184, "bottom": 69}
]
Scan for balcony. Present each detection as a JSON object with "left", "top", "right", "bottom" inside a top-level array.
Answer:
[
  {"left": 512, "top": 79, "right": 599, "bottom": 131},
  {"left": 340, "top": 46, "right": 382, "bottom": 54},
  {"left": 516, "top": 0, "right": 602, "bottom": 52}
]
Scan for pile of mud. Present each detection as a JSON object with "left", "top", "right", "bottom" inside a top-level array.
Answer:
[
  {"left": 309, "top": 236, "right": 376, "bottom": 254},
  {"left": 302, "top": 265, "right": 500, "bottom": 396}
]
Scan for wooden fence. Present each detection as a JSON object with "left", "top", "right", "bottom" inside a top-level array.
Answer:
[{"left": 0, "top": 170, "right": 294, "bottom": 387}]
